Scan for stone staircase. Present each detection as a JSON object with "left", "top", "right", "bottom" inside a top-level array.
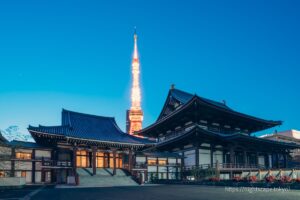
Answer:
[{"left": 76, "top": 168, "right": 138, "bottom": 187}]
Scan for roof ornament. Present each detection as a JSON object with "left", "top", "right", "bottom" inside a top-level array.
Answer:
[
  {"left": 222, "top": 100, "right": 226, "bottom": 105},
  {"left": 171, "top": 84, "right": 175, "bottom": 90}
]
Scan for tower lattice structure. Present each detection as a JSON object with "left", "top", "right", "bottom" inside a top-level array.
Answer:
[{"left": 126, "top": 30, "right": 143, "bottom": 135}]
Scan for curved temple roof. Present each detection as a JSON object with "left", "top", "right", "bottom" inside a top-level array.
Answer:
[
  {"left": 153, "top": 125, "right": 300, "bottom": 151},
  {"left": 139, "top": 88, "right": 282, "bottom": 136},
  {"left": 28, "top": 109, "right": 153, "bottom": 146}
]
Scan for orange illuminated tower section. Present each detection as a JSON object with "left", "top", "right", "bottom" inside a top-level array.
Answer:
[{"left": 126, "top": 30, "right": 143, "bottom": 135}]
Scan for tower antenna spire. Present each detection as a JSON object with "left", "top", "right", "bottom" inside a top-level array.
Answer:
[{"left": 126, "top": 28, "right": 144, "bottom": 135}]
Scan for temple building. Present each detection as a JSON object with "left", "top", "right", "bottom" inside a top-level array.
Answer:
[
  {"left": 26, "top": 109, "right": 153, "bottom": 184},
  {"left": 137, "top": 87, "right": 300, "bottom": 179},
  {"left": 126, "top": 30, "right": 144, "bottom": 135}
]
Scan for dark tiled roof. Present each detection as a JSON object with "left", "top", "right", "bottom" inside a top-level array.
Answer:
[
  {"left": 29, "top": 109, "right": 153, "bottom": 145},
  {"left": 156, "top": 125, "right": 300, "bottom": 149},
  {"left": 170, "top": 88, "right": 231, "bottom": 110},
  {"left": 141, "top": 88, "right": 281, "bottom": 136},
  {"left": 29, "top": 125, "right": 69, "bottom": 136},
  {"left": 8, "top": 140, "right": 47, "bottom": 149}
]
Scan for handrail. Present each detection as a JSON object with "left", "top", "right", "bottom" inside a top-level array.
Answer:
[
  {"left": 132, "top": 162, "right": 180, "bottom": 169},
  {"left": 183, "top": 163, "right": 266, "bottom": 170},
  {"left": 157, "top": 124, "right": 247, "bottom": 143},
  {"left": 42, "top": 158, "right": 72, "bottom": 167}
]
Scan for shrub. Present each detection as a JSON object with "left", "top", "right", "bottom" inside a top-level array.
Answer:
[
  {"left": 209, "top": 177, "right": 220, "bottom": 182},
  {"left": 265, "top": 175, "right": 276, "bottom": 183},
  {"left": 248, "top": 176, "right": 257, "bottom": 182},
  {"left": 233, "top": 176, "right": 242, "bottom": 182},
  {"left": 280, "top": 176, "right": 292, "bottom": 183}
]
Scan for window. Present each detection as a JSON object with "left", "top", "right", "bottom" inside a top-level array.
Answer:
[
  {"left": 16, "top": 152, "right": 31, "bottom": 159},
  {"left": 96, "top": 156, "right": 104, "bottom": 168},
  {"left": 199, "top": 149, "right": 211, "bottom": 167},
  {"left": 21, "top": 171, "right": 26, "bottom": 178},
  {"left": 147, "top": 159, "right": 157, "bottom": 165},
  {"left": 158, "top": 160, "right": 167, "bottom": 165},
  {"left": 184, "top": 150, "right": 196, "bottom": 166},
  {"left": 96, "top": 152, "right": 122, "bottom": 168},
  {"left": 109, "top": 153, "right": 114, "bottom": 168},
  {"left": 76, "top": 150, "right": 88, "bottom": 167}
]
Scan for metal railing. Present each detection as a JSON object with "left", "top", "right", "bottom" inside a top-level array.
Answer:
[
  {"left": 183, "top": 163, "right": 266, "bottom": 171},
  {"left": 157, "top": 124, "right": 247, "bottom": 143},
  {"left": 41, "top": 158, "right": 72, "bottom": 168},
  {"left": 158, "top": 124, "right": 196, "bottom": 142},
  {"left": 132, "top": 162, "right": 181, "bottom": 169}
]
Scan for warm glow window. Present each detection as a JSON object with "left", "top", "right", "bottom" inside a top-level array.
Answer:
[
  {"left": 16, "top": 152, "right": 31, "bottom": 160},
  {"left": 158, "top": 160, "right": 167, "bottom": 165},
  {"left": 76, "top": 150, "right": 88, "bottom": 167},
  {"left": 147, "top": 159, "right": 157, "bottom": 165},
  {"left": 96, "top": 152, "right": 122, "bottom": 168},
  {"left": 21, "top": 171, "right": 26, "bottom": 178},
  {"left": 96, "top": 152, "right": 104, "bottom": 168}
]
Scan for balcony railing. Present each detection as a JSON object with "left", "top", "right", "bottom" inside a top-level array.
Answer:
[
  {"left": 133, "top": 162, "right": 181, "bottom": 170},
  {"left": 158, "top": 124, "right": 247, "bottom": 143},
  {"left": 158, "top": 125, "right": 196, "bottom": 143},
  {"left": 183, "top": 163, "right": 266, "bottom": 171},
  {"left": 41, "top": 159, "right": 72, "bottom": 168}
]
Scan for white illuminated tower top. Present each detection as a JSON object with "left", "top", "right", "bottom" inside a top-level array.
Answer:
[{"left": 127, "top": 29, "right": 144, "bottom": 135}]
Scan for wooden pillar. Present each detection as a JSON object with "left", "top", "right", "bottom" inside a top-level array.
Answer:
[
  {"left": 210, "top": 145, "right": 214, "bottom": 168},
  {"left": 195, "top": 145, "right": 199, "bottom": 167},
  {"left": 264, "top": 153, "right": 270, "bottom": 169},
  {"left": 10, "top": 148, "right": 15, "bottom": 177},
  {"left": 276, "top": 153, "right": 279, "bottom": 168},
  {"left": 243, "top": 151, "right": 247, "bottom": 166},
  {"left": 72, "top": 148, "right": 77, "bottom": 169},
  {"left": 222, "top": 151, "right": 226, "bottom": 164},
  {"left": 92, "top": 147, "right": 96, "bottom": 175},
  {"left": 103, "top": 152, "right": 107, "bottom": 168},
  {"left": 41, "top": 157, "right": 45, "bottom": 182},
  {"left": 144, "top": 171, "right": 148, "bottom": 182},
  {"left": 32, "top": 149, "right": 36, "bottom": 183},
  {"left": 166, "top": 158, "right": 169, "bottom": 180},
  {"left": 113, "top": 149, "right": 117, "bottom": 176},
  {"left": 145, "top": 156, "right": 148, "bottom": 182},
  {"left": 175, "top": 158, "right": 179, "bottom": 180},
  {"left": 50, "top": 150, "right": 56, "bottom": 183},
  {"left": 229, "top": 147, "right": 235, "bottom": 167},
  {"left": 181, "top": 151, "right": 185, "bottom": 180},
  {"left": 107, "top": 152, "right": 110, "bottom": 168},
  {"left": 156, "top": 157, "right": 159, "bottom": 179},
  {"left": 284, "top": 153, "right": 288, "bottom": 168},
  {"left": 128, "top": 149, "right": 133, "bottom": 172}
]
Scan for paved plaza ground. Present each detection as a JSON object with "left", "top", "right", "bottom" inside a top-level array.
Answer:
[{"left": 0, "top": 185, "right": 299, "bottom": 200}]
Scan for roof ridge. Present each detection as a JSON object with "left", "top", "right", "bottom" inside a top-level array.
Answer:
[
  {"left": 28, "top": 125, "right": 70, "bottom": 129},
  {"left": 62, "top": 109, "right": 115, "bottom": 120},
  {"left": 171, "top": 88, "right": 194, "bottom": 96}
]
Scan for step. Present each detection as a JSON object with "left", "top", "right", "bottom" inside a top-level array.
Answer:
[
  {"left": 77, "top": 168, "right": 129, "bottom": 177},
  {"left": 78, "top": 175, "right": 138, "bottom": 187}
]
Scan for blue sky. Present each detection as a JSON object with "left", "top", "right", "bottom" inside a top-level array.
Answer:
[{"left": 0, "top": 0, "right": 299, "bottom": 136}]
